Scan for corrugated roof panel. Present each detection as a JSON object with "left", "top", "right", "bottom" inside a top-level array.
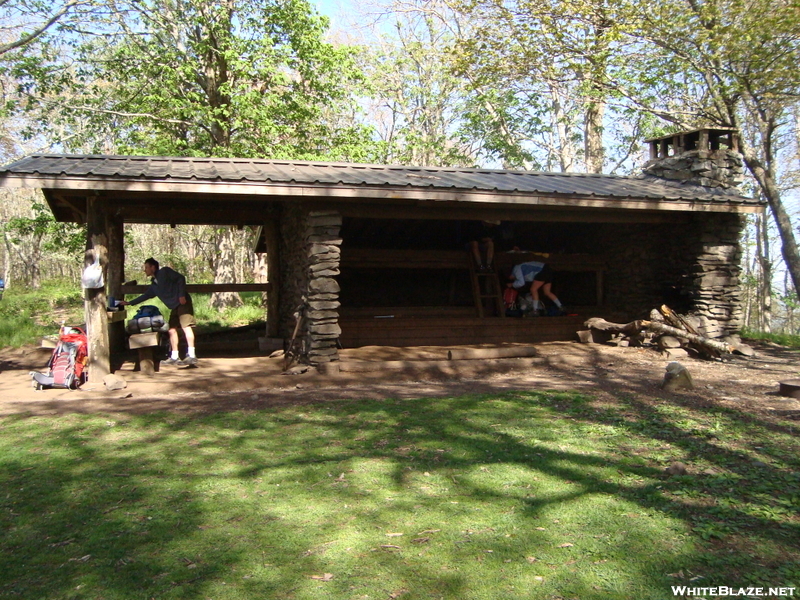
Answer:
[
  {"left": 0, "top": 154, "right": 762, "bottom": 206},
  {"left": 134, "top": 158, "right": 172, "bottom": 179}
]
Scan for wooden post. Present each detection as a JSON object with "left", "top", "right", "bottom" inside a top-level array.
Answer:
[
  {"left": 106, "top": 213, "right": 126, "bottom": 355},
  {"left": 85, "top": 196, "right": 110, "bottom": 380},
  {"left": 106, "top": 214, "right": 124, "bottom": 299},
  {"left": 263, "top": 216, "right": 281, "bottom": 339},
  {"left": 698, "top": 129, "right": 709, "bottom": 152}
]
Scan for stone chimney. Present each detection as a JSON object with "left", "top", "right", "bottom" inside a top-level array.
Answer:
[{"left": 642, "top": 128, "right": 744, "bottom": 190}]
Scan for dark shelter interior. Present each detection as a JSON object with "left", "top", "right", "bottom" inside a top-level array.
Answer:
[{"left": 338, "top": 218, "right": 601, "bottom": 310}]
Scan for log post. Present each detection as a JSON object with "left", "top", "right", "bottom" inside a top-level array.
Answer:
[
  {"left": 106, "top": 213, "right": 124, "bottom": 299},
  {"left": 106, "top": 213, "right": 126, "bottom": 355},
  {"left": 263, "top": 216, "right": 281, "bottom": 339},
  {"left": 84, "top": 196, "right": 110, "bottom": 380}
]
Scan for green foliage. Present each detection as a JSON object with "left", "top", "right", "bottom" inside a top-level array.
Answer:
[
  {"left": 0, "top": 391, "right": 798, "bottom": 598},
  {"left": 20, "top": 0, "right": 380, "bottom": 161},
  {"left": 191, "top": 292, "right": 266, "bottom": 331},
  {"left": 0, "top": 279, "right": 84, "bottom": 347},
  {"left": 741, "top": 329, "right": 800, "bottom": 349},
  {"left": 3, "top": 201, "right": 85, "bottom": 254},
  {"left": 363, "top": 14, "right": 478, "bottom": 167}
]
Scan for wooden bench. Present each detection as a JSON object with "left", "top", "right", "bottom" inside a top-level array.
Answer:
[{"left": 128, "top": 332, "right": 160, "bottom": 376}]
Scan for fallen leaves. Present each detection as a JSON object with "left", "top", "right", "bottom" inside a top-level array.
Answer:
[
  {"left": 557, "top": 543, "right": 574, "bottom": 548},
  {"left": 309, "top": 573, "right": 334, "bottom": 581}
]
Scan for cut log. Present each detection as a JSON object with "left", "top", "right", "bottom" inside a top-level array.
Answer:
[
  {"left": 584, "top": 318, "right": 646, "bottom": 336},
  {"left": 643, "top": 321, "right": 732, "bottom": 356},
  {"left": 660, "top": 305, "right": 700, "bottom": 336}
]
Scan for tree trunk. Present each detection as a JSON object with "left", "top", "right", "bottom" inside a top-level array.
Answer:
[
  {"left": 756, "top": 212, "right": 772, "bottom": 332},
  {"left": 584, "top": 98, "right": 605, "bottom": 173},
  {"left": 550, "top": 84, "right": 575, "bottom": 172},
  {"left": 210, "top": 226, "right": 242, "bottom": 310},
  {"left": 741, "top": 135, "right": 800, "bottom": 299},
  {"left": 2, "top": 230, "right": 11, "bottom": 289}
]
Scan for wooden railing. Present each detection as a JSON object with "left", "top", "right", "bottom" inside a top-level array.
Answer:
[{"left": 120, "top": 283, "right": 271, "bottom": 295}]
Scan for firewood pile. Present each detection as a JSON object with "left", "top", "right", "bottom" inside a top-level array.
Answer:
[{"left": 577, "top": 305, "right": 755, "bottom": 360}]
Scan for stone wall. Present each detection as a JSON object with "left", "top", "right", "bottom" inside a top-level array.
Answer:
[
  {"left": 642, "top": 148, "right": 745, "bottom": 190},
  {"left": 305, "top": 211, "right": 342, "bottom": 364},
  {"left": 599, "top": 212, "right": 744, "bottom": 338},
  {"left": 278, "top": 204, "right": 342, "bottom": 364}
]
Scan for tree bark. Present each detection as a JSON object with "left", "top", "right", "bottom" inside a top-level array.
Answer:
[
  {"left": 756, "top": 213, "right": 772, "bottom": 332},
  {"left": 740, "top": 129, "right": 800, "bottom": 298},
  {"left": 550, "top": 84, "right": 575, "bottom": 172},
  {"left": 210, "top": 226, "right": 243, "bottom": 310},
  {"left": 584, "top": 99, "right": 605, "bottom": 173},
  {"left": 584, "top": 317, "right": 646, "bottom": 336}
]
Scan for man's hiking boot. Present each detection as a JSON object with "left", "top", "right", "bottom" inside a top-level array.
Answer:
[
  {"left": 162, "top": 357, "right": 180, "bottom": 367},
  {"left": 178, "top": 356, "right": 198, "bottom": 368}
]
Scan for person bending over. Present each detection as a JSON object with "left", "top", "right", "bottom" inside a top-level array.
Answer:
[
  {"left": 119, "top": 258, "right": 198, "bottom": 366},
  {"left": 508, "top": 261, "right": 565, "bottom": 316}
]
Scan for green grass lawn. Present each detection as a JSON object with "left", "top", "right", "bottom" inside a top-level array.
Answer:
[{"left": 1, "top": 391, "right": 798, "bottom": 599}]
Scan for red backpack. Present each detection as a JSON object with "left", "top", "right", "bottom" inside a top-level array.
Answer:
[
  {"left": 503, "top": 287, "right": 519, "bottom": 309},
  {"left": 31, "top": 327, "right": 89, "bottom": 390}
]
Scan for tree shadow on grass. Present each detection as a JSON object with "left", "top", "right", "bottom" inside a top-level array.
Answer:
[{"left": 1, "top": 369, "right": 799, "bottom": 599}]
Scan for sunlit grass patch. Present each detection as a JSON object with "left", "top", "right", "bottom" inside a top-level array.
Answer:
[{"left": 0, "top": 391, "right": 798, "bottom": 599}]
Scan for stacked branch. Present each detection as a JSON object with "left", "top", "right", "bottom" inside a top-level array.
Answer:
[{"left": 580, "top": 306, "right": 738, "bottom": 359}]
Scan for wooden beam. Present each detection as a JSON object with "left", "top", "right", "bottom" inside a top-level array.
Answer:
[
  {"left": 84, "top": 197, "right": 110, "bottom": 380},
  {"left": 10, "top": 176, "right": 764, "bottom": 217},
  {"left": 308, "top": 202, "right": 697, "bottom": 223},
  {"left": 120, "top": 283, "right": 272, "bottom": 295}
]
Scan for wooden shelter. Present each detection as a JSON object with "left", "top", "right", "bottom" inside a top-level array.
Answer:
[{"left": 0, "top": 133, "right": 763, "bottom": 375}]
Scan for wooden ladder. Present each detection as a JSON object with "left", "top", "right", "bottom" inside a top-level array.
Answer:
[{"left": 468, "top": 257, "right": 505, "bottom": 318}]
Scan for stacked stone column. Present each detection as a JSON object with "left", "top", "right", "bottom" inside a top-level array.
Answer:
[
  {"left": 642, "top": 149, "right": 745, "bottom": 190},
  {"left": 305, "top": 211, "right": 342, "bottom": 364}
]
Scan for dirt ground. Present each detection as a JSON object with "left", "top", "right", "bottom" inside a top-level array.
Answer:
[{"left": 0, "top": 339, "right": 799, "bottom": 418}]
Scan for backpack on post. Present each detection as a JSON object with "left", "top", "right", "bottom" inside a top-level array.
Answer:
[{"left": 30, "top": 327, "right": 89, "bottom": 390}]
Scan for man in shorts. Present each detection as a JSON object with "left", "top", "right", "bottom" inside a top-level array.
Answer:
[
  {"left": 119, "top": 258, "right": 198, "bottom": 366},
  {"left": 508, "top": 261, "right": 565, "bottom": 316}
]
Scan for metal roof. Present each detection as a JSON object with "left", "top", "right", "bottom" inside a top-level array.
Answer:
[{"left": 0, "top": 153, "right": 760, "bottom": 205}]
